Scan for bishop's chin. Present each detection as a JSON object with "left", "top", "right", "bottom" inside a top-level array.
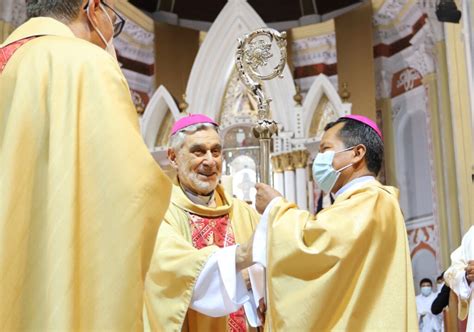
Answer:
[{"left": 189, "top": 174, "right": 218, "bottom": 194}]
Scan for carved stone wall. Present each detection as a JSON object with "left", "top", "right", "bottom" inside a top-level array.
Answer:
[
  {"left": 372, "top": 0, "right": 444, "bottom": 288},
  {"left": 115, "top": 3, "right": 156, "bottom": 114},
  {"left": 292, "top": 31, "right": 338, "bottom": 96}
]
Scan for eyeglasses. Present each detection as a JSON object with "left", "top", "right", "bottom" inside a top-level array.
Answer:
[
  {"left": 102, "top": 1, "right": 125, "bottom": 38},
  {"left": 84, "top": 1, "right": 126, "bottom": 38}
]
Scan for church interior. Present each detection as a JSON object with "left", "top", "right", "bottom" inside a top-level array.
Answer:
[{"left": 2, "top": 0, "right": 473, "bottom": 297}]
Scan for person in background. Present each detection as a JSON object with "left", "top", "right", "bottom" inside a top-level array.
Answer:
[
  {"left": 416, "top": 278, "right": 441, "bottom": 332},
  {"left": 436, "top": 274, "right": 445, "bottom": 294},
  {"left": 432, "top": 273, "right": 449, "bottom": 331}
]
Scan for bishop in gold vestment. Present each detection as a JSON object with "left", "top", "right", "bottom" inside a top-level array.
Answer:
[
  {"left": 255, "top": 115, "right": 417, "bottom": 331},
  {"left": 144, "top": 115, "right": 262, "bottom": 331},
  {"left": 0, "top": 5, "right": 171, "bottom": 330}
]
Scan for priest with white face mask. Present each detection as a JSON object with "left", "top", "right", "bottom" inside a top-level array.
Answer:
[
  {"left": 0, "top": 0, "right": 170, "bottom": 330},
  {"left": 416, "top": 278, "right": 441, "bottom": 332},
  {"left": 252, "top": 115, "right": 418, "bottom": 331}
]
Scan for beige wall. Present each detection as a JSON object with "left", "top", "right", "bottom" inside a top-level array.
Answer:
[
  {"left": 334, "top": 2, "right": 376, "bottom": 120},
  {"left": 154, "top": 23, "right": 199, "bottom": 102}
]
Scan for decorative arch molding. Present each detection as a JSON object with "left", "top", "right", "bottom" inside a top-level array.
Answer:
[
  {"left": 302, "top": 74, "right": 351, "bottom": 136},
  {"left": 141, "top": 85, "right": 181, "bottom": 149},
  {"left": 185, "top": 0, "right": 296, "bottom": 131}
]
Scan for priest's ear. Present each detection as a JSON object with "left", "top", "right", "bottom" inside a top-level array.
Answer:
[
  {"left": 168, "top": 148, "right": 179, "bottom": 170},
  {"left": 83, "top": 0, "right": 112, "bottom": 43},
  {"left": 83, "top": 0, "right": 101, "bottom": 19},
  {"left": 352, "top": 144, "right": 367, "bottom": 165}
]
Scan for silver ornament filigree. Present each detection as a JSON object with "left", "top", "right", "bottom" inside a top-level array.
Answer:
[{"left": 235, "top": 28, "right": 287, "bottom": 184}]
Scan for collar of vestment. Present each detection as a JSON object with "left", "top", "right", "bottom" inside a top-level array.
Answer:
[
  {"left": 180, "top": 185, "right": 215, "bottom": 206},
  {"left": 1, "top": 17, "right": 75, "bottom": 47},
  {"left": 335, "top": 176, "right": 375, "bottom": 198},
  {"left": 334, "top": 177, "right": 399, "bottom": 203},
  {"left": 171, "top": 184, "right": 233, "bottom": 218}
]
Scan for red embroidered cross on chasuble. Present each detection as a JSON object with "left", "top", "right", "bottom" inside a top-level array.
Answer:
[{"left": 188, "top": 213, "right": 248, "bottom": 332}]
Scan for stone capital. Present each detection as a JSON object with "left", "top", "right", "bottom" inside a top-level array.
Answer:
[
  {"left": 280, "top": 152, "right": 295, "bottom": 172},
  {"left": 292, "top": 149, "right": 309, "bottom": 169}
]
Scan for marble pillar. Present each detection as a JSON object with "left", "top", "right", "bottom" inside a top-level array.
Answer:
[{"left": 293, "top": 150, "right": 309, "bottom": 210}]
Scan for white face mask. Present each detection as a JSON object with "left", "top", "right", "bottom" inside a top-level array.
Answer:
[
  {"left": 421, "top": 286, "right": 432, "bottom": 297},
  {"left": 312, "top": 147, "right": 354, "bottom": 193},
  {"left": 86, "top": 0, "right": 117, "bottom": 60}
]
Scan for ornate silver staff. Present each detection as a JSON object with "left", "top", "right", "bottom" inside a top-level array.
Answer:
[{"left": 235, "top": 28, "right": 287, "bottom": 184}]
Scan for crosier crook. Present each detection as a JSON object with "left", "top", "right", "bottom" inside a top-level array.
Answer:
[{"left": 235, "top": 28, "right": 287, "bottom": 185}]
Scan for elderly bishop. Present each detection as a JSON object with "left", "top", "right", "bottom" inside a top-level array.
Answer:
[{"left": 144, "top": 114, "right": 263, "bottom": 331}]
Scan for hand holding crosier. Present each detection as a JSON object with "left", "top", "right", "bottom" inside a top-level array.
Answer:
[{"left": 255, "top": 183, "right": 282, "bottom": 214}]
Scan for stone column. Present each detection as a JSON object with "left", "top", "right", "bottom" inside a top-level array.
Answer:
[
  {"left": 281, "top": 152, "right": 296, "bottom": 203},
  {"left": 293, "top": 150, "right": 309, "bottom": 210},
  {"left": 271, "top": 154, "right": 285, "bottom": 195},
  {"left": 308, "top": 158, "right": 315, "bottom": 214},
  {"left": 307, "top": 181, "right": 315, "bottom": 214}
]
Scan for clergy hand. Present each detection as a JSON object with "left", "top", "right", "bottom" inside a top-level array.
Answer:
[
  {"left": 465, "top": 261, "right": 474, "bottom": 284},
  {"left": 236, "top": 237, "right": 253, "bottom": 271},
  {"left": 240, "top": 269, "right": 252, "bottom": 290},
  {"left": 255, "top": 183, "right": 282, "bottom": 214}
]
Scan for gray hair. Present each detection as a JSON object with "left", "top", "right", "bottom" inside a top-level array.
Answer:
[
  {"left": 169, "top": 123, "right": 220, "bottom": 151},
  {"left": 26, "top": 0, "right": 83, "bottom": 22}
]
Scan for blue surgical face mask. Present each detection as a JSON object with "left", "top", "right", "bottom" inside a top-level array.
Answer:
[
  {"left": 421, "top": 286, "right": 432, "bottom": 297},
  {"left": 312, "top": 147, "right": 354, "bottom": 193}
]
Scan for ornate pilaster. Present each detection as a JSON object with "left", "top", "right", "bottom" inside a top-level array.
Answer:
[
  {"left": 280, "top": 152, "right": 295, "bottom": 172},
  {"left": 292, "top": 150, "right": 309, "bottom": 169},
  {"left": 293, "top": 150, "right": 309, "bottom": 210},
  {"left": 281, "top": 152, "right": 296, "bottom": 203},
  {"left": 271, "top": 154, "right": 284, "bottom": 173},
  {"left": 271, "top": 154, "right": 285, "bottom": 194}
]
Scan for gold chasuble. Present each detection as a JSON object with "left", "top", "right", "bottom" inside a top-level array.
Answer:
[
  {"left": 264, "top": 180, "right": 417, "bottom": 331},
  {"left": 0, "top": 18, "right": 171, "bottom": 330},
  {"left": 144, "top": 184, "right": 259, "bottom": 331}
]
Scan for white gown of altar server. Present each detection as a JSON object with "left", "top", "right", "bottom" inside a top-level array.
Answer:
[{"left": 444, "top": 226, "right": 474, "bottom": 331}]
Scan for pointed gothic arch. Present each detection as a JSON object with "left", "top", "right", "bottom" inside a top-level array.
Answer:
[
  {"left": 141, "top": 85, "right": 181, "bottom": 149},
  {"left": 185, "top": 0, "right": 296, "bottom": 131},
  {"left": 302, "top": 74, "right": 351, "bottom": 137}
]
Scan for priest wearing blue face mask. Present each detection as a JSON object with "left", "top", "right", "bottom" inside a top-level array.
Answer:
[
  {"left": 416, "top": 278, "right": 441, "bottom": 332},
  {"left": 252, "top": 115, "right": 417, "bottom": 331}
]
